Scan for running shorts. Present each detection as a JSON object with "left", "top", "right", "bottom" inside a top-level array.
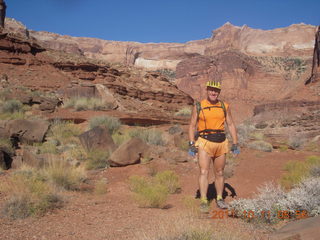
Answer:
[{"left": 195, "top": 137, "right": 228, "bottom": 157}]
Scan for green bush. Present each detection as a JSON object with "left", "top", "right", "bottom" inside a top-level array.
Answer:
[
  {"left": 129, "top": 170, "right": 180, "bottom": 208},
  {"left": 85, "top": 150, "right": 109, "bottom": 170},
  {"left": 129, "top": 128, "right": 165, "bottom": 146},
  {"left": 112, "top": 131, "right": 132, "bottom": 146},
  {"left": 155, "top": 170, "right": 180, "bottom": 194},
  {"left": 280, "top": 155, "right": 320, "bottom": 189},
  {"left": 89, "top": 115, "right": 121, "bottom": 135},
  {"left": 129, "top": 175, "right": 169, "bottom": 208}
]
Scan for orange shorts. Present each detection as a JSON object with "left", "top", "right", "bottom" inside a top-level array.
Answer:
[{"left": 195, "top": 137, "right": 228, "bottom": 158}]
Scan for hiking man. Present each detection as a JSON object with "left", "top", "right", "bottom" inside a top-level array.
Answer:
[{"left": 188, "top": 81, "right": 240, "bottom": 212}]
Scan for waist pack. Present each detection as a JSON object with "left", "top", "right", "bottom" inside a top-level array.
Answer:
[{"left": 199, "top": 132, "right": 226, "bottom": 143}]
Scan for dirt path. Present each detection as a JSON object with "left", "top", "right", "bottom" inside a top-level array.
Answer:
[{"left": 0, "top": 149, "right": 317, "bottom": 240}]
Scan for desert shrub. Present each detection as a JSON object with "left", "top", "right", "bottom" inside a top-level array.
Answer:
[
  {"left": 237, "top": 121, "right": 255, "bottom": 145},
  {"left": 174, "top": 107, "right": 192, "bottom": 117},
  {"left": 249, "top": 131, "right": 264, "bottom": 140},
  {"left": 230, "top": 177, "right": 320, "bottom": 224},
  {"left": 85, "top": 150, "right": 109, "bottom": 170},
  {"left": 278, "top": 144, "right": 289, "bottom": 152},
  {"left": 133, "top": 183, "right": 169, "bottom": 208},
  {"left": 34, "top": 141, "right": 59, "bottom": 154},
  {"left": 1, "top": 99, "right": 23, "bottom": 113},
  {"left": 277, "top": 177, "right": 320, "bottom": 217},
  {"left": 230, "top": 182, "right": 287, "bottom": 224},
  {"left": 288, "top": 135, "right": 305, "bottom": 150},
  {"left": 280, "top": 155, "right": 320, "bottom": 189},
  {"left": 168, "top": 124, "right": 182, "bottom": 135},
  {"left": 154, "top": 170, "right": 180, "bottom": 194},
  {"left": 0, "top": 172, "right": 62, "bottom": 219},
  {"left": 48, "top": 120, "right": 82, "bottom": 145},
  {"left": 129, "top": 175, "right": 169, "bottom": 208},
  {"left": 89, "top": 115, "right": 121, "bottom": 134},
  {"left": 248, "top": 140, "right": 273, "bottom": 152},
  {"left": 64, "top": 97, "right": 108, "bottom": 111},
  {"left": 94, "top": 178, "right": 108, "bottom": 195},
  {"left": 129, "top": 128, "right": 165, "bottom": 146},
  {"left": 310, "top": 166, "right": 320, "bottom": 177},
  {"left": 112, "top": 131, "right": 132, "bottom": 146},
  {"left": 41, "top": 159, "right": 86, "bottom": 190}
]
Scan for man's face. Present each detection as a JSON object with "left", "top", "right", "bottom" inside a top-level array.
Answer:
[{"left": 206, "top": 86, "right": 221, "bottom": 102}]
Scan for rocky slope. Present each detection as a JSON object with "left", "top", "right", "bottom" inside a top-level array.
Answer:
[{"left": 0, "top": 28, "right": 193, "bottom": 124}]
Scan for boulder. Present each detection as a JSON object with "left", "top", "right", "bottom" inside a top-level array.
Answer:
[
  {"left": 271, "top": 216, "right": 320, "bottom": 240},
  {"left": 79, "top": 126, "right": 116, "bottom": 153},
  {"left": 0, "top": 148, "right": 12, "bottom": 170},
  {"left": 108, "top": 138, "right": 150, "bottom": 167},
  {"left": 6, "top": 119, "right": 50, "bottom": 144}
]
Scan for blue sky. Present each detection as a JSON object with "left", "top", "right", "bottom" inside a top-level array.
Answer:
[{"left": 6, "top": 0, "right": 320, "bottom": 43}]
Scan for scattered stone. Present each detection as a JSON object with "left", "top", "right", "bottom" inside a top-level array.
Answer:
[
  {"left": 108, "top": 138, "right": 150, "bottom": 167},
  {"left": 79, "top": 126, "right": 116, "bottom": 153}
]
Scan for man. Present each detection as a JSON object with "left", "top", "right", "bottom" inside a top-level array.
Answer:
[{"left": 188, "top": 81, "right": 240, "bottom": 212}]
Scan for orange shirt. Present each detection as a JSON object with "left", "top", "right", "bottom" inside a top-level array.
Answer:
[{"left": 197, "top": 99, "right": 229, "bottom": 132}]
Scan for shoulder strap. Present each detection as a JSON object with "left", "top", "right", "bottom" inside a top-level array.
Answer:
[
  {"left": 219, "top": 100, "right": 227, "bottom": 118},
  {"left": 196, "top": 100, "right": 226, "bottom": 119},
  {"left": 196, "top": 101, "right": 201, "bottom": 120}
]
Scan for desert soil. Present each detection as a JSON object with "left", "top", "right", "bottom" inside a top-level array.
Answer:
[{"left": 0, "top": 146, "right": 317, "bottom": 240}]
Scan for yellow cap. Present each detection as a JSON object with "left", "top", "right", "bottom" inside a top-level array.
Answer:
[{"left": 206, "top": 81, "right": 221, "bottom": 89}]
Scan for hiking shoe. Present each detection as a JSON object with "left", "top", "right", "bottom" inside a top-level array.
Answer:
[
  {"left": 216, "top": 199, "right": 229, "bottom": 209},
  {"left": 199, "top": 201, "right": 210, "bottom": 213}
]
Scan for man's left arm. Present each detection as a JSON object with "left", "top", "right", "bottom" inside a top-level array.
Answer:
[{"left": 226, "top": 105, "right": 240, "bottom": 154}]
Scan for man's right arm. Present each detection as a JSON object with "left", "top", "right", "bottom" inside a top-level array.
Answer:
[{"left": 188, "top": 104, "right": 198, "bottom": 143}]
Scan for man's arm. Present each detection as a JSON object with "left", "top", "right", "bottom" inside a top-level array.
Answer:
[
  {"left": 188, "top": 104, "right": 198, "bottom": 143},
  {"left": 226, "top": 104, "right": 238, "bottom": 145}
]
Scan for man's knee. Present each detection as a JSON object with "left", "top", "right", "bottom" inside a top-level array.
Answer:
[
  {"left": 200, "top": 168, "right": 209, "bottom": 177},
  {"left": 215, "top": 168, "right": 224, "bottom": 177}
]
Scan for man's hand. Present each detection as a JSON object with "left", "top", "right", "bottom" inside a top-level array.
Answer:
[
  {"left": 231, "top": 144, "right": 240, "bottom": 155},
  {"left": 188, "top": 141, "right": 198, "bottom": 157}
]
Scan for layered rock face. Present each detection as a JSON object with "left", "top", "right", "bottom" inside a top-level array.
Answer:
[
  {"left": 0, "top": 30, "right": 193, "bottom": 123},
  {"left": 5, "top": 18, "right": 316, "bottom": 71}
]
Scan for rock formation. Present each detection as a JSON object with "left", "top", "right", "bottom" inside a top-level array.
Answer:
[
  {"left": 0, "top": 0, "right": 6, "bottom": 28},
  {"left": 306, "top": 26, "right": 320, "bottom": 84}
]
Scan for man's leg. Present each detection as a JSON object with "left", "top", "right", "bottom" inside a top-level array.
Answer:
[
  {"left": 198, "top": 148, "right": 211, "bottom": 201},
  {"left": 213, "top": 153, "right": 228, "bottom": 209}
]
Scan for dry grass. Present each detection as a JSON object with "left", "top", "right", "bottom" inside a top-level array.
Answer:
[
  {"left": 64, "top": 97, "right": 110, "bottom": 111},
  {"left": 47, "top": 120, "right": 82, "bottom": 145},
  {"left": 94, "top": 178, "right": 108, "bottom": 195},
  {"left": 129, "top": 128, "right": 165, "bottom": 146},
  {"left": 41, "top": 159, "right": 87, "bottom": 191},
  {"left": 89, "top": 115, "right": 121, "bottom": 134},
  {"left": 174, "top": 107, "right": 192, "bottom": 117},
  {"left": 0, "top": 166, "right": 62, "bottom": 219}
]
